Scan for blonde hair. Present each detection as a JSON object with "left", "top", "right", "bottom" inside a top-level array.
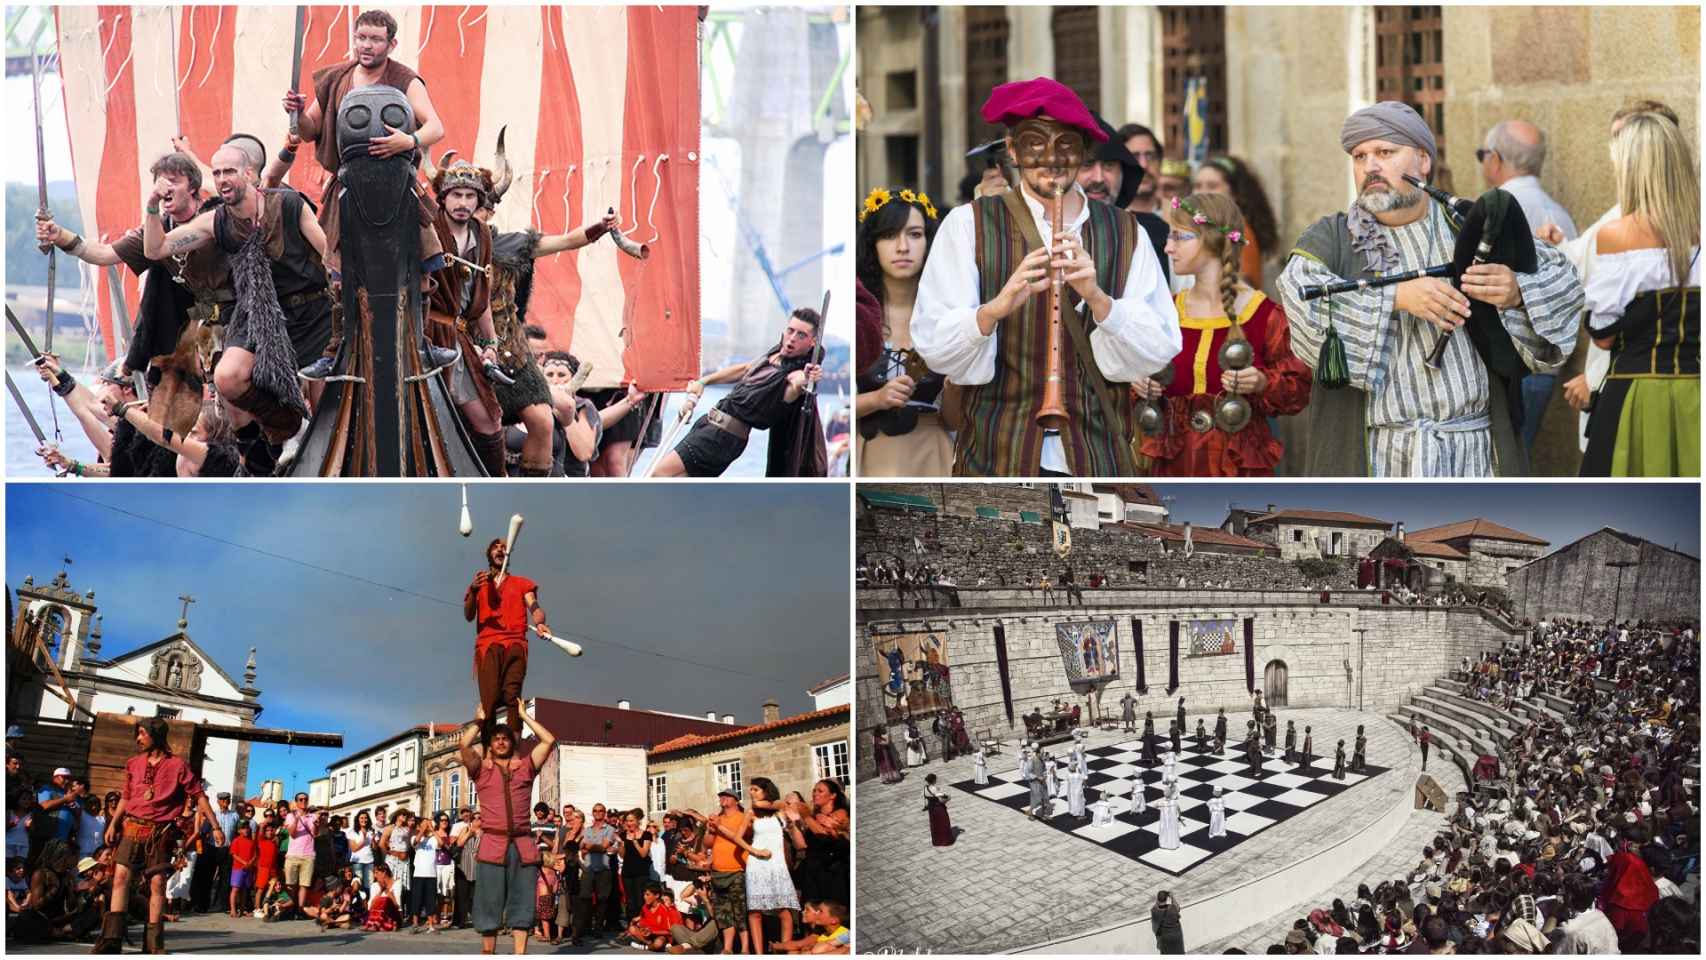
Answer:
[
  {"left": 1165, "top": 192, "right": 1250, "bottom": 336},
  {"left": 1611, "top": 112, "right": 1700, "bottom": 288}
]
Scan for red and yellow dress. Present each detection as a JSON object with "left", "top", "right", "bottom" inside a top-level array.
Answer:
[{"left": 1138, "top": 291, "right": 1310, "bottom": 476}]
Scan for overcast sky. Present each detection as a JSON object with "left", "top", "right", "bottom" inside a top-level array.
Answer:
[
  {"left": 1152, "top": 482, "right": 1700, "bottom": 556},
  {"left": 7, "top": 483, "right": 850, "bottom": 798}
]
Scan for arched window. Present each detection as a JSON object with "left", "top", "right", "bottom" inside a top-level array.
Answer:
[
  {"left": 433, "top": 777, "right": 443, "bottom": 814},
  {"left": 449, "top": 772, "right": 461, "bottom": 811}
]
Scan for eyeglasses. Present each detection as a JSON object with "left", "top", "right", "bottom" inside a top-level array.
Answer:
[
  {"left": 1167, "top": 231, "right": 1199, "bottom": 244},
  {"left": 1475, "top": 148, "right": 1497, "bottom": 163}
]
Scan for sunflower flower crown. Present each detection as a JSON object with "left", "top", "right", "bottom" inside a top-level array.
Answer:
[
  {"left": 860, "top": 187, "right": 939, "bottom": 223},
  {"left": 1170, "top": 195, "right": 1244, "bottom": 245}
]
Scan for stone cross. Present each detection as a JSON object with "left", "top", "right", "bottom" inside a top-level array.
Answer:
[{"left": 178, "top": 593, "right": 196, "bottom": 629}]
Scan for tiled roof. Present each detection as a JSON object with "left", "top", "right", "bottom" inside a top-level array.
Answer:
[
  {"left": 1406, "top": 518, "right": 1548, "bottom": 546},
  {"left": 807, "top": 674, "right": 849, "bottom": 694},
  {"left": 1247, "top": 508, "right": 1392, "bottom": 527},
  {"left": 650, "top": 705, "right": 850, "bottom": 757},
  {"left": 1133, "top": 523, "right": 1271, "bottom": 551},
  {"left": 1404, "top": 540, "right": 1469, "bottom": 560}
]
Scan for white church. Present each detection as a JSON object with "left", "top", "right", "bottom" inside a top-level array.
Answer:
[{"left": 10, "top": 566, "right": 265, "bottom": 799}]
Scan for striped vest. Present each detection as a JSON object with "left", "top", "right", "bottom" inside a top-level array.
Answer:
[{"left": 960, "top": 193, "right": 1140, "bottom": 476}]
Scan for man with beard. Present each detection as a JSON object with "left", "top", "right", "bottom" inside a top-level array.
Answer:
[
  {"left": 649, "top": 308, "right": 827, "bottom": 477},
  {"left": 280, "top": 8, "right": 445, "bottom": 281},
  {"left": 422, "top": 159, "right": 523, "bottom": 475},
  {"left": 1276, "top": 101, "right": 1582, "bottom": 476},
  {"left": 36, "top": 151, "right": 229, "bottom": 436},
  {"left": 144, "top": 136, "right": 332, "bottom": 470},
  {"left": 1078, "top": 114, "right": 1169, "bottom": 284},
  {"left": 1117, "top": 123, "right": 1164, "bottom": 217},
  {"left": 458, "top": 697, "right": 558, "bottom": 955},
  {"left": 464, "top": 537, "right": 555, "bottom": 743},
  {"left": 912, "top": 77, "right": 1180, "bottom": 476},
  {"left": 93, "top": 717, "right": 224, "bottom": 954},
  {"left": 469, "top": 177, "right": 632, "bottom": 475}
]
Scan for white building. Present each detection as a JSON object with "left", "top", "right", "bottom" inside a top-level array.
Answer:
[
  {"left": 808, "top": 675, "right": 850, "bottom": 711},
  {"left": 323, "top": 725, "right": 437, "bottom": 820},
  {"left": 12, "top": 569, "right": 263, "bottom": 798}
]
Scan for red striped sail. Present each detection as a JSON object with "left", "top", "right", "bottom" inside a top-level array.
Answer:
[{"left": 54, "top": 4, "right": 700, "bottom": 391}]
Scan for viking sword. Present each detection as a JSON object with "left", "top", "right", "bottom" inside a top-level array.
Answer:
[
  {"left": 29, "top": 20, "right": 56, "bottom": 353},
  {"left": 287, "top": 7, "right": 308, "bottom": 136},
  {"left": 6, "top": 305, "right": 46, "bottom": 362},
  {"left": 6, "top": 371, "right": 49, "bottom": 446}
]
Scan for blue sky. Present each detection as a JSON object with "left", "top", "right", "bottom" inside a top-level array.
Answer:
[
  {"left": 7, "top": 483, "right": 850, "bottom": 799},
  {"left": 1148, "top": 482, "right": 1699, "bottom": 556}
]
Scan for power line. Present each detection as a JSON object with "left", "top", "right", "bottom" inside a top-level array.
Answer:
[{"left": 39, "top": 489, "right": 800, "bottom": 684}]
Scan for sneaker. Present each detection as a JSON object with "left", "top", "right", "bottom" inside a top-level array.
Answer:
[{"left": 298, "top": 356, "right": 336, "bottom": 381}]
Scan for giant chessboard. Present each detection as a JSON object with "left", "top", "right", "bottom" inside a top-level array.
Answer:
[{"left": 950, "top": 733, "right": 1391, "bottom": 876}]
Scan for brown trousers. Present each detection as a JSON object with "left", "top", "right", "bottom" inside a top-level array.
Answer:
[{"left": 476, "top": 642, "right": 528, "bottom": 740}]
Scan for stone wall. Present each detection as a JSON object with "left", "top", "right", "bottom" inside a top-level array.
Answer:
[
  {"left": 858, "top": 508, "right": 1356, "bottom": 592},
  {"left": 1254, "top": 522, "right": 1390, "bottom": 562},
  {"left": 855, "top": 598, "right": 1520, "bottom": 780},
  {"left": 1507, "top": 530, "right": 1701, "bottom": 623},
  {"left": 1463, "top": 538, "right": 1548, "bottom": 588}
]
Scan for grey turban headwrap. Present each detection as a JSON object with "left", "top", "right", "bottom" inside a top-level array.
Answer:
[{"left": 1340, "top": 100, "right": 1439, "bottom": 167}]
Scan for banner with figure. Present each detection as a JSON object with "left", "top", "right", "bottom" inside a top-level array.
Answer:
[
  {"left": 873, "top": 632, "right": 951, "bottom": 723},
  {"left": 1056, "top": 620, "right": 1118, "bottom": 684},
  {"left": 1186, "top": 618, "right": 1238, "bottom": 657}
]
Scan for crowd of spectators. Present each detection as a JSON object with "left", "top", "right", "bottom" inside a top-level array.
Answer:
[{"left": 1239, "top": 616, "right": 1697, "bottom": 955}]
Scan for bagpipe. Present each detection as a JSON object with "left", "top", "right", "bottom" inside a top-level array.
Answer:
[{"left": 1299, "top": 175, "right": 1538, "bottom": 380}]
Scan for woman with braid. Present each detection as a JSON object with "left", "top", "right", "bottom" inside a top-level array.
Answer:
[{"left": 1133, "top": 192, "right": 1310, "bottom": 475}]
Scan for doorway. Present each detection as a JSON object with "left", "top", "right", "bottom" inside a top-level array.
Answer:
[{"left": 1264, "top": 660, "right": 1289, "bottom": 707}]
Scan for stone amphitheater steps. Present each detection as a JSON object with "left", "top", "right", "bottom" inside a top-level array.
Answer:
[
  {"left": 1436, "top": 677, "right": 1570, "bottom": 727},
  {"left": 1423, "top": 688, "right": 1525, "bottom": 740},
  {"left": 1385, "top": 711, "right": 1476, "bottom": 786},
  {"left": 1411, "top": 693, "right": 1516, "bottom": 748},
  {"left": 1392, "top": 702, "right": 1500, "bottom": 765}
]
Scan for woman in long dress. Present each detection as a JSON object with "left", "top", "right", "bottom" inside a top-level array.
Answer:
[
  {"left": 1044, "top": 756, "right": 1061, "bottom": 800},
  {"left": 924, "top": 774, "right": 954, "bottom": 847},
  {"left": 1131, "top": 777, "right": 1149, "bottom": 817},
  {"left": 745, "top": 778, "right": 800, "bottom": 951},
  {"left": 1067, "top": 762, "right": 1087, "bottom": 819},
  {"left": 874, "top": 730, "right": 903, "bottom": 784},
  {"left": 1162, "top": 749, "right": 1178, "bottom": 784},
  {"left": 1157, "top": 793, "right": 1182, "bottom": 850},
  {"left": 973, "top": 747, "right": 989, "bottom": 786},
  {"left": 1567, "top": 112, "right": 1700, "bottom": 476},
  {"left": 904, "top": 725, "right": 927, "bottom": 768},
  {"left": 1207, "top": 786, "right": 1228, "bottom": 839}
]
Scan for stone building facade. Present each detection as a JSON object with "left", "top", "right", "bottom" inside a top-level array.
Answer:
[
  {"left": 11, "top": 569, "right": 263, "bottom": 799},
  {"left": 1506, "top": 527, "right": 1700, "bottom": 624},
  {"left": 856, "top": 591, "right": 1520, "bottom": 781},
  {"left": 1406, "top": 519, "right": 1548, "bottom": 588},
  {"left": 647, "top": 705, "right": 852, "bottom": 818},
  {"left": 1236, "top": 508, "right": 1394, "bottom": 562}
]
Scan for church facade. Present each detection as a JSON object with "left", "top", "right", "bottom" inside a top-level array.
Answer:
[{"left": 10, "top": 567, "right": 263, "bottom": 799}]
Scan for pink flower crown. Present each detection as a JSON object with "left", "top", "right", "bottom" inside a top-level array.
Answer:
[{"left": 1171, "top": 196, "right": 1244, "bottom": 245}]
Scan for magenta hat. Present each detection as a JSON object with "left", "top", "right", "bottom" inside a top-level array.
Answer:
[{"left": 979, "top": 77, "right": 1107, "bottom": 143}]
